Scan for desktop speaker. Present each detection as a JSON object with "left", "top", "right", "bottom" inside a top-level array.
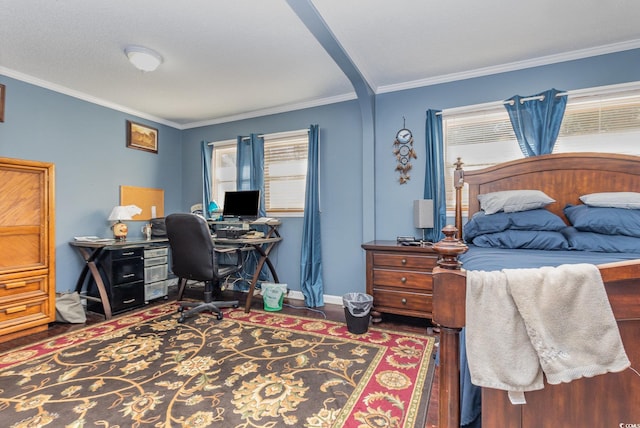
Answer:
[{"left": 413, "top": 199, "right": 434, "bottom": 229}]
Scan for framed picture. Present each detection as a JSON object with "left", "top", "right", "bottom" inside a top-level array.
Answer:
[
  {"left": 126, "top": 120, "right": 158, "bottom": 153},
  {"left": 0, "top": 84, "right": 5, "bottom": 123}
]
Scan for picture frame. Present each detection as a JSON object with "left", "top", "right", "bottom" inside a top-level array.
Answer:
[
  {"left": 126, "top": 120, "right": 158, "bottom": 153},
  {"left": 0, "top": 84, "right": 5, "bottom": 123}
]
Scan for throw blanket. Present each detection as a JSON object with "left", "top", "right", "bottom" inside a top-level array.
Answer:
[{"left": 466, "top": 263, "right": 630, "bottom": 404}]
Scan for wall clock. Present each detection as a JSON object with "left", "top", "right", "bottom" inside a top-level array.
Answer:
[{"left": 393, "top": 121, "right": 417, "bottom": 184}]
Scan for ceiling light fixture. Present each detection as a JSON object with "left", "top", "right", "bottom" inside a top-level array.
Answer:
[{"left": 124, "top": 45, "right": 163, "bottom": 72}]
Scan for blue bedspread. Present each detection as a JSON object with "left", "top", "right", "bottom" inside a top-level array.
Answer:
[{"left": 457, "top": 246, "right": 640, "bottom": 426}]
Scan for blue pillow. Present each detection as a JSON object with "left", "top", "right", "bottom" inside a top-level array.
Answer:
[
  {"left": 562, "top": 226, "right": 640, "bottom": 253},
  {"left": 471, "top": 230, "right": 569, "bottom": 250},
  {"left": 463, "top": 209, "right": 567, "bottom": 240},
  {"left": 564, "top": 204, "right": 640, "bottom": 238}
]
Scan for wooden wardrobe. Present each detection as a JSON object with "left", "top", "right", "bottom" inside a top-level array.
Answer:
[{"left": 0, "top": 157, "right": 55, "bottom": 342}]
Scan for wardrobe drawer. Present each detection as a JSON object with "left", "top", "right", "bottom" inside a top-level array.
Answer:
[
  {"left": 0, "top": 296, "right": 50, "bottom": 326},
  {"left": 0, "top": 274, "right": 48, "bottom": 301}
]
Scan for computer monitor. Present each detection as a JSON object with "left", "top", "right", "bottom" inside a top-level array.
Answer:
[{"left": 222, "top": 190, "right": 260, "bottom": 220}]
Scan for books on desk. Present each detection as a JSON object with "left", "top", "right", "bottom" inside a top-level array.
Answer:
[{"left": 74, "top": 236, "right": 114, "bottom": 242}]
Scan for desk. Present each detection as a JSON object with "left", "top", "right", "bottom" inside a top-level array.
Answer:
[
  {"left": 211, "top": 219, "right": 282, "bottom": 313},
  {"left": 69, "top": 238, "right": 168, "bottom": 319}
]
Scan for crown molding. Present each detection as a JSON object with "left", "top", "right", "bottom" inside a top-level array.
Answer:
[
  {"left": 182, "top": 92, "right": 357, "bottom": 129},
  {"left": 377, "top": 39, "right": 640, "bottom": 94},
  {"left": 0, "top": 66, "right": 181, "bottom": 128}
]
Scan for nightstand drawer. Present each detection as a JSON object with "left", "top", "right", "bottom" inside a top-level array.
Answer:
[
  {"left": 372, "top": 253, "right": 438, "bottom": 269},
  {"left": 373, "top": 289, "right": 432, "bottom": 313},
  {"left": 372, "top": 269, "right": 432, "bottom": 291}
]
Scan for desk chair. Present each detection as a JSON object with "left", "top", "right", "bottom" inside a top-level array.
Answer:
[{"left": 165, "top": 213, "right": 241, "bottom": 323}]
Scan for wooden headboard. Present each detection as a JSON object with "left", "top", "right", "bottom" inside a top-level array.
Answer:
[{"left": 457, "top": 152, "right": 640, "bottom": 232}]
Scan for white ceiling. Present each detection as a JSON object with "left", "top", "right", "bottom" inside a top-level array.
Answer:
[{"left": 1, "top": 0, "right": 639, "bottom": 129}]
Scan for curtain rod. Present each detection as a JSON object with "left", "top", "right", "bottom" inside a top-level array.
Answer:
[
  {"left": 436, "top": 91, "right": 568, "bottom": 116},
  {"left": 240, "top": 128, "right": 310, "bottom": 141},
  {"left": 208, "top": 128, "right": 309, "bottom": 145},
  {"left": 436, "top": 82, "right": 640, "bottom": 117}
]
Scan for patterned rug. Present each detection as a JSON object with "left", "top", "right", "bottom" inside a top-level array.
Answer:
[{"left": 0, "top": 304, "right": 436, "bottom": 428}]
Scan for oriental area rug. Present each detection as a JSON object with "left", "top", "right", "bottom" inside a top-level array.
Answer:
[{"left": 0, "top": 304, "right": 436, "bottom": 428}]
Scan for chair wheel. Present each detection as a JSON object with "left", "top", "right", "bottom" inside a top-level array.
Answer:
[
  {"left": 217, "top": 313, "right": 224, "bottom": 320},
  {"left": 232, "top": 304, "right": 239, "bottom": 309},
  {"left": 178, "top": 316, "right": 185, "bottom": 323},
  {"left": 177, "top": 307, "right": 184, "bottom": 313}
]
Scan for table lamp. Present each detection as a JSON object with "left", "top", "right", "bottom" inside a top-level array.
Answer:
[
  {"left": 413, "top": 199, "right": 434, "bottom": 242},
  {"left": 108, "top": 205, "right": 142, "bottom": 240}
]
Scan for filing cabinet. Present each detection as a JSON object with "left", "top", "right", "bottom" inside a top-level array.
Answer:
[{"left": 87, "top": 247, "right": 145, "bottom": 315}]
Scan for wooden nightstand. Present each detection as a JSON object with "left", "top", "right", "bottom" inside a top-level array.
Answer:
[{"left": 362, "top": 240, "right": 438, "bottom": 322}]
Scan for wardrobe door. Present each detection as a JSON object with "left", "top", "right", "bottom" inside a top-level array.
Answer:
[{"left": 0, "top": 157, "right": 55, "bottom": 342}]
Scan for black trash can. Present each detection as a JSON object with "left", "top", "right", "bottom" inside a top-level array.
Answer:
[{"left": 343, "top": 293, "right": 373, "bottom": 334}]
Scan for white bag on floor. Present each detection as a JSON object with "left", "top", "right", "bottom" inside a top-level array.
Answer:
[{"left": 55, "top": 292, "right": 87, "bottom": 323}]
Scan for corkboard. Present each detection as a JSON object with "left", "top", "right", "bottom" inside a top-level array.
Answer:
[{"left": 120, "top": 185, "right": 164, "bottom": 220}]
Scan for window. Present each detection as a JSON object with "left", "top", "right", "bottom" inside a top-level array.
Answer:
[
  {"left": 443, "top": 84, "right": 640, "bottom": 213},
  {"left": 211, "top": 130, "right": 309, "bottom": 215}
]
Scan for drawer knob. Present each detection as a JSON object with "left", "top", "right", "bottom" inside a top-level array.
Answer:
[
  {"left": 401, "top": 258, "right": 407, "bottom": 265},
  {"left": 401, "top": 298, "right": 407, "bottom": 305},
  {"left": 400, "top": 277, "right": 407, "bottom": 283}
]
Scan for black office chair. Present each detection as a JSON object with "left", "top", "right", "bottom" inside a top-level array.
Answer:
[{"left": 165, "top": 213, "right": 241, "bottom": 323}]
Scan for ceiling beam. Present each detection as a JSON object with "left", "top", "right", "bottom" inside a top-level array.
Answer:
[{"left": 286, "top": 0, "right": 377, "bottom": 244}]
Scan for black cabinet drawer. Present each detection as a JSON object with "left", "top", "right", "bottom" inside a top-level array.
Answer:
[
  {"left": 110, "top": 280, "right": 145, "bottom": 313},
  {"left": 111, "top": 257, "right": 144, "bottom": 285},
  {"left": 109, "top": 247, "right": 143, "bottom": 260}
]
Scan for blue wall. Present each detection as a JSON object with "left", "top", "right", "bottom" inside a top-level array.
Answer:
[
  {"left": 180, "top": 101, "right": 363, "bottom": 299},
  {"left": 1, "top": 48, "right": 638, "bottom": 300},
  {"left": 0, "top": 77, "right": 183, "bottom": 292},
  {"left": 374, "top": 49, "right": 640, "bottom": 241}
]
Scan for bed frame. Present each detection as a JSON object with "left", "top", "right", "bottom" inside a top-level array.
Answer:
[{"left": 432, "top": 152, "right": 640, "bottom": 427}]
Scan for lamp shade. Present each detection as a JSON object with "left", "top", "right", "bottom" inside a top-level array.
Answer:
[
  {"left": 108, "top": 205, "right": 142, "bottom": 221},
  {"left": 413, "top": 199, "right": 434, "bottom": 229},
  {"left": 124, "top": 46, "right": 163, "bottom": 72}
]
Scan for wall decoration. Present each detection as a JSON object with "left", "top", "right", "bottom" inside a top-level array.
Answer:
[
  {"left": 0, "top": 83, "right": 5, "bottom": 123},
  {"left": 393, "top": 119, "right": 417, "bottom": 183},
  {"left": 126, "top": 120, "right": 158, "bottom": 153}
]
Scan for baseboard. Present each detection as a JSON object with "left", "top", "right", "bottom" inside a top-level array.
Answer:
[{"left": 286, "top": 289, "right": 343, "bottom": 306}]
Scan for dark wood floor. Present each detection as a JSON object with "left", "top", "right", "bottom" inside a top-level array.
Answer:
[{"left": 0, "top": 286, "right": 439, "bottom": 428}]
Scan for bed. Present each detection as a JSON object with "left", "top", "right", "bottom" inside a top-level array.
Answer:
[{"left": 431, "top": 152, "right": 640, "bottom": 428}]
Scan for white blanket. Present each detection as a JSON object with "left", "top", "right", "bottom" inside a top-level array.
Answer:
[{"left": 466, "top": 263, "right": 630, "bottom": 404}]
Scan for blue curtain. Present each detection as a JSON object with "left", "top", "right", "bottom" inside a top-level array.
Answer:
[
  {"left": 236, "top": 133, "right": 268, "bottom": 287},
  {"left": 201, "top": 141, "right": 213, "bottom": 219},
  {"left": 424, "top": 109, "right": 446, "bottom": 242},
  {"left": 504, "top": 88, "right": 567, "bottom": 157},
  {"left": 236, "top": 134, "right": 266, "bottom": 217},
  {"left": 300, "top": 125, "right": 324, "bottom": 307}
]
